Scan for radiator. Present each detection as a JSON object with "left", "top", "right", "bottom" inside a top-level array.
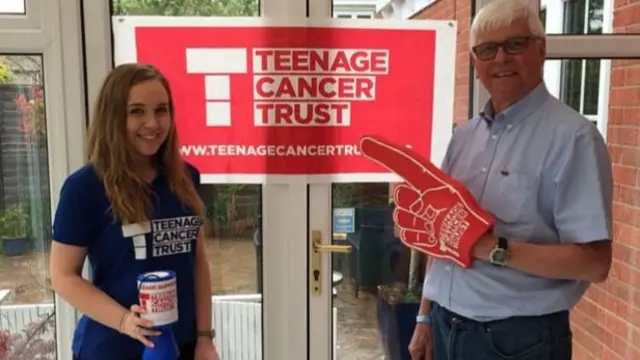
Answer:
[
  {"left": 0, "top": 294, "right": 334, "bottom": 360},
  {"left": 212, "top": 294, "right": 263, "bottom": 360}
]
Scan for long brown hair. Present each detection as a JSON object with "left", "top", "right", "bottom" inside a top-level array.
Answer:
[{"left": 86, "top": 63, "right": 204, "bottom": 224}]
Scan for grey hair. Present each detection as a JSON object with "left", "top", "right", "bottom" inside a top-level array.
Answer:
[{"left": 470, "top": 0, "right": 545, "bottom": 47}]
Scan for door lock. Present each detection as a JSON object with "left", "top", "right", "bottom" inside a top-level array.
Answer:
[{"left": 310, "top": 230, "right": 351, "bottom": 296}]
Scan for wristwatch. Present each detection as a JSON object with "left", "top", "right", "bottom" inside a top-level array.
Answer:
[
  {"left": 197, "top": 329, "right": 216, "bottom": 340},
  {"left": 416, "top": 313, "right": 431, "bottom": 324},
  {"left": 489, "top": 236, "right": 509, "bottom": 267}
]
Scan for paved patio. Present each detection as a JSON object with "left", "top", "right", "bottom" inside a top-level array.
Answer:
[{"left": 208, "top": 237, "right": 385, "bottom": 359}]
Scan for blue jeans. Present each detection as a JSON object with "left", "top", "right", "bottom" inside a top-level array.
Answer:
[{"left": 430, "top": 303, "right": 572, "bottom": 360}]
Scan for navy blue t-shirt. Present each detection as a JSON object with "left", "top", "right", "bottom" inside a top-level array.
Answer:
[{"left": 52, "top": 164, "right": 202, "bottom": 360}]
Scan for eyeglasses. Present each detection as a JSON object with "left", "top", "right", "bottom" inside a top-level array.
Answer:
[{"left": 472, "top": 36, "right": 538, "bottom": 61}]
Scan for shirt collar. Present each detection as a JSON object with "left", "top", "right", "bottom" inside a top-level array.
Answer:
[{"left": 479, "top": 81, "right": 550, "bottom": 125}]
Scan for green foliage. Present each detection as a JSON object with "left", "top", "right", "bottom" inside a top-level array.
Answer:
[
  {"left": 113, "top": 0, "right": 259, "bottom": 17},
  {"left": 0, "top": 60, "right": 13, "bottom": 84},
  {"left": 333, "top": 183, "right": 390, "bottom": 208},
  {"left": 0, "top": 204, "right": 29, "bottom": 238}
]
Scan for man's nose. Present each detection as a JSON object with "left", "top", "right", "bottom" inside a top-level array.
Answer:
[{"left": 493, "top": 48, "right": 510, "bottom": 63}]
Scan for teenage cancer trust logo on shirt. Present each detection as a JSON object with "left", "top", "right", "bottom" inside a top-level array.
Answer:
[{"left": 121, "top": 216, "right": 203, "bottom": 259}]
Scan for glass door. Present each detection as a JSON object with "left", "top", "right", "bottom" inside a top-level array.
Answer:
[
  {"left": 307, "top": 0, "right": 457, "bottom": 359},
  {"left": 0, "top": 0, "right": 86, "bottom": 359},
  {"left": 83, "top": 0, "right": 309, "bottom": 359}
]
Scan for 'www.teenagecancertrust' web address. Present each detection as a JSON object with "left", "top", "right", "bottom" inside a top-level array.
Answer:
[{"left": 180, "top": 144, "right": 361, "bottom": 157}]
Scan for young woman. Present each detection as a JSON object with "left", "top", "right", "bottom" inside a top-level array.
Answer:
[{"left": 50, "top": 63, "right": 220, "bottom": 360}]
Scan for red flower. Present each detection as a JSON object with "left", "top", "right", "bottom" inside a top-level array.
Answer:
[{"left": 0, "top": 330, "right": 10, "bottom": 357}]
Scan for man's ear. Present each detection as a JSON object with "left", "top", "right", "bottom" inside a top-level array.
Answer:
[
  {"left": 470, "top": 55, "right": 480, "bottom": 78},
  {"left": 539, "top": 38, "right": 547, "bottom": 58}
]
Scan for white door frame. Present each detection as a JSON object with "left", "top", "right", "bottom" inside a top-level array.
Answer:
[
  {"left": 305, "top": 1, "right": 343, "bottom": 359},
  {"left": 0, "top": 1, "right": 87, "bottom": 359}
]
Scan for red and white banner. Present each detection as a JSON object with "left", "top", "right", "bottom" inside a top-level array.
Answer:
[{"left": 113, "top": 18, "right": 456, "bottom": 183}]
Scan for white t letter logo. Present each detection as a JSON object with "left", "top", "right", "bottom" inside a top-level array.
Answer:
[
  {"left": 185, "top": 48, "right": 248, "bottom": 127},
  {"left": 122, "top": 222, "right": 152, "bottom": 260}
]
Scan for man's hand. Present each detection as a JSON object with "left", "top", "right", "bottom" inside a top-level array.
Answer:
[
  {"left": 408, "top": 323, "right": 433, "bottom": 360},
  {"left": 472, "top": 232, "right": 498, "bottom": 261},
  {"left": 359, "top": 135, "right": 495, "bottom": 268}
]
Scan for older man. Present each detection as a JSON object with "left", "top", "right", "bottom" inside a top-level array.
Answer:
[{"left": 408, "top": 0, "right": 613, "bottom": 359}]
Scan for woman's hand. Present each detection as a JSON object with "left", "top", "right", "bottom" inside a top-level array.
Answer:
[
  {"left": 118, "top": 305, "right": 161, "bottom": 348},
  {"left": 195, "top": 338, "right": 220, "bottom": 360}
]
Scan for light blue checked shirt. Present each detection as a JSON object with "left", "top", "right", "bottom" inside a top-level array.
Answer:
[{"left": 423, "top": 82, "right": 613, "bottom": 321}]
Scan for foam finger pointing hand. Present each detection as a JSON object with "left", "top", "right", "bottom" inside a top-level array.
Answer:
[
  {"left": 394, "top": 207, "right": 434, "bottom": 235},
  {"left": 400, "top": 229, "right": 437, "bottom": 248},
  {"left": 359, "top": 136, "right": 442, "bottom": 191},
  {"left": 394, "top": 184, "right": 424, "bottom": 214}
]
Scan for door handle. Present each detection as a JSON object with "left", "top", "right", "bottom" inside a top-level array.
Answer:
[
  {"left": 310, "top": 230, "right": 352, "bottom": 296},
  {"left": 312, "top": 230, "right": 351, "bottom": 253}
]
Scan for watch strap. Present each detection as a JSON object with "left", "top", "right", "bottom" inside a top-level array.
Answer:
[
  {"left": 197, "top": 329, "right": 216, "bottom": 339},
  {"left": 416, "top": 314, "right": 431, "bottom": 324},
  {"left": 498, "top": 236, "right": 508, "bottom": 250}
]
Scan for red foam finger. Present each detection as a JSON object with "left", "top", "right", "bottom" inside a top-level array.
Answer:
[
  {"left": 394, "top": 184, "right": 424, "bottom": 213},
  {"left": 393, "top": 207, "right": 433, "bottom": 235},
  {"left": 360, "top": 136, "right": 440, "bottom": 191},
  {"left": 399, "top": 230, "right": 436, "bottom": 250},
  {"left": 362, "top": 135, "right": 496, "bottom": 269},
  {"left": 399, "top": 230, "right": 474, "bottom": 269}
]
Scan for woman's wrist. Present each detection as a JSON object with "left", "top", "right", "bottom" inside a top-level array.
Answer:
[
  {"left": 196, "top": 329, "right": 215, "bottom": 340},
  {"left": 117, "top": 309, "right": 131, "bottom": 333}
]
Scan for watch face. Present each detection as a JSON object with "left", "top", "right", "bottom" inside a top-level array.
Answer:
[{"left": 490, "top": 248, "right": 507, "bottom": 265}]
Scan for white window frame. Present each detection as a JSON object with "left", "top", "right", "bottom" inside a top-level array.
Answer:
[
  {"left": 541, "top": 0, "right": 613, "bottom": 134},
  {"left": 334, "top": 11, "right": 375, "bottom": 19},
  {"left": 474, "top": 0, "right": 640, "bottom": 144},
  {"left": 0, "top": 1, "right": 87, "bottom": 359}
]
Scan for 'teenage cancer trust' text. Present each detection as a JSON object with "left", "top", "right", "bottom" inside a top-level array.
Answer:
[
  {"left": 182, "top": 48, "right": 389, "bottom": 158},
  {"left": 253, "top": 48, "right": 388, "bottom": 126}
]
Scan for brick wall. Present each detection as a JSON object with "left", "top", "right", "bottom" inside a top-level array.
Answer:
[
  {"left": 569, "top": 1, "right": 640, "bottom": 359},
  {"left": 413, "top": 0, "right": 471, "bottom": 126},
  {"left": 412, "top": 0, "right": 640, "bottom": 359}
]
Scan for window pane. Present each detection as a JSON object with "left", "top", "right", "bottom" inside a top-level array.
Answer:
[
  {"left": 543, "top": 0, "right": 608, "bottom": 34},
  {"left": 110, "top": 1, "right": 262, "bottom": 358},
  {"left": 0, "top": 0, "right": 25, "bottom": 15},
  {"left": 559, "top": 59, "right": 584, "bottom": 112},
  {"left": 0, "top": 55, "right": 56, "bottom": 359},
  {"left": 583, "top": 59, "right": 601, "bottom": 114},
  {"left": 545, "top": 58, "right": 602, "bottom": 118},
  {"left": 112, "top": 0, "right": 259, "bottom": 16},
  {"left": 331, "top": 182, "right": 393, "bottom": 359}
]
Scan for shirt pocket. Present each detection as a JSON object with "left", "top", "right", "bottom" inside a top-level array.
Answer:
[{"left": 484, "top": 171, "right": 539, "bottom": 225}]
